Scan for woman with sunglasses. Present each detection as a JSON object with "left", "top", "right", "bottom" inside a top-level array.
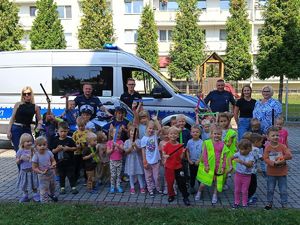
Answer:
[{"left": 7, "top": 86, "right": 43, "bottom": 152}]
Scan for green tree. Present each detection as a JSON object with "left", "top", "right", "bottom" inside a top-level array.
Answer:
[
  {"left": 136, "top": 5, "right": 159, "bottom": 70},
  {"left": 168, "top": 0, "right": 205, "bottom": 88},
  {"left": 225, "top": 0, "right": 252, "bottom": 81},
  {"left": 256, "top": 0, "right": 300, "bottom": 102},
  {"left": 78, "top": 0, "right": 114, "bottom": 49},
  {"left": 0, "top": 0, "right": 24, "bottom": 51},
  {"left": 30, "top": 0, "right": 66, "bottom": 49}
]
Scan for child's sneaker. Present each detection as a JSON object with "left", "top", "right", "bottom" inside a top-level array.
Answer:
[
  {"left": 109, "top": 187, "right": 115, "bottom": 194},
  {"left": 223, "top": 184, "right": 229, "bottom": 191},
  {"left": 231, "top": 204, "right": 239, "bottom": 209},
  {"left": 19, "top": 195, "right": 30, "bottom": 203},
  {"left": 163, "top": 189, "right": 168, "bottom": 195},
  {"left": 130, "top": 188, "right": 135, "bottom": 194},
  {"left": 121, "top": 176, "right": 129, "bottom": 182},
  {"left": 211, "top": 194, "right": 218, "bottom": 204},
  {"left": 264, "top": 204, "right": 272, "bottom": 210},
  {"left": 117, "top": 187, "right": 124, "bottom": 193},
  {"left": 149, "top": 191, "right": 155, "bottom": 198},
  {"left": 194, "top": 191, "right": 201, "bottom": 201},
  {"left": 183, "top": 197, "right": 190, "bottom": 206},
  {"left": 48, "top": 194, "right": 58, "bottom": 202},
  {"left": 168, "top": 196, "right": 175, "bottom": 202},
  {"left": 248, "top": 196, "right": 257, "bottom": 205},
  {"left": 71, "top": 187, "right": 79, "bottom": 194},
  {"left": 32, "top": 193, "right": 40, "bottom": 202},
  {"left": 140, "top": 188, "right": 146, "bottom": 194},
  {"left": 60, "top": 187, "right": 66, "bottom": 195}
]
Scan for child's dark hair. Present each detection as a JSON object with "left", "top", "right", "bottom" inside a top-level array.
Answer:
[
  {"left": 267, "top": 126, "right": 279, "bottom": 135},
  {"left": 250, "top": 133, "right": 264, "bottom": 143},
  {"left": 58, "top": 121, "right": 69, "bottom": 130},
  {"left": 250, "top": 118, "right": 260, "bottom": 126},
  {"left": 237, "top": 139, "right": 252, "bottom": 150},
  {"left": 242, "top": 132, "right": 252, "bottom": 141},
  {"left": 96, "top": 131, "right": 107, "bottom": 143},
  {"left": 217, "top": 112, "right": 231, "bottom": 123}
]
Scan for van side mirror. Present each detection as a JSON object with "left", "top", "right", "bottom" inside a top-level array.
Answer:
[{"left": 152, "top": 85, "right": 171, "bottom": 99}]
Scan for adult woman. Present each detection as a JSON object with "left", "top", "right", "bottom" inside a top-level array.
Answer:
[
  {"left": 234, "top": 85, "right": 256, "bottom": 141},
  {"left": 253, "top": 85, "right": 282, "bottom": 134},
  {"left": 7, "top": 86, "right": 43, "bottom": 152}
]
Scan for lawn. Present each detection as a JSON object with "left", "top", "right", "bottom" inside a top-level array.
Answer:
[{"left": 0, "top": 203, "right": 299, "bottom": 225}]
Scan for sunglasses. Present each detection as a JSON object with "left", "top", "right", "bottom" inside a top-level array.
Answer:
[
  {"left": 127, "top": 83, "right": 135, "bottom": 86},
  {"left": 23, "top": 92, "right": 32, "bottom": 96}
]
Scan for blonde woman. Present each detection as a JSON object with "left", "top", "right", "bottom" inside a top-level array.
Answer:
[{"left": 7, "top": 86, "right": 43, "bottom": 152}]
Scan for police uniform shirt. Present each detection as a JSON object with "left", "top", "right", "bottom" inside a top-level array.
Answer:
[
  {"left": 120, "top": 91, "right": 142, "bottom": 109},
  {"left": 204, "top": 90, "right": 235, "bottom": 113}
]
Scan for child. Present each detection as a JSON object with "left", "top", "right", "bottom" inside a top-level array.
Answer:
[
  {"left": 61, "top": 100, "right": 78, "bottom": 134},
  {"left": 230, "top": 139, "right": 254, "bottom": 208},
  {"left": 201, "top": 119, "right": 211, "bottom": 141},
  {"left": 124, "top": 126, "right": 145, "bottom": 194},
  {"left": 107, "top": 126, "right": 124, "bottom": 193},
  {"left": 32, "top": 136, "right": 57, "bottom": 203},
  {"left": 110, "top": 106, "right": 129, "bottom": 142},
  {"left": 72, "top": 116, "right": 89, "bottom": 183},
  {"left": 186, "top": 125, "right": 203, "bottom": 194},
  {"left": 159, "top": 126, "right": 170, "bottom": 195},
  {"left": 195, "top": 125, "right": 229, "bottom": 204},
  {"left": 163, "top": 126, "right": 190, "bottom": 206},
  {"left": 248, "top": 133, "right": 264, "bottom": 204},
  {"left": 82, "top": 132, "right": 99, "bottom": 193},
  {"left": 95, "top": 131, "right": 110, "bottom": 185},
  {"left": 81, "top": 108, "right": 96, "bottom": 132},
  {"left": 51, "top": 121, "right": 78, "bottom": 195},
  {"left": 275, "top": 116, "right": 288, "bottom": 147},
  {"left": 170, "top": 116, "right": 177, "bottom": 127},
  {"left": 218, "top": 112, "right": 237, "bottom": 189},
  {"left": 264, "top": 126, "right": 292, "bottom": 210},
  {"left": 137, "top": 110, "right": 150, "bottom": 139},
  {"left": 141, "top": 119, "right": 161, "bottom": 197},
  {"left": 16, "top": 133, "right": 39, "bottom": 202}
]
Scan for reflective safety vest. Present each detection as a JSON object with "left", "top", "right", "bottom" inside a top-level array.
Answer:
[
  {"left": 224, "top": 129, "right": 237, "bottom": 170},
  {"left": 196, "top": 139, "right": 229, "bottom": 192},
  {"left": 90, "top": 147, "right": 100, "bottom": 164}
]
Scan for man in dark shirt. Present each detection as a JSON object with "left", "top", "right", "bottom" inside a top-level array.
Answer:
[
  {"left": 74, "top": 83, "right": 112, "bottom": 119},
  {"left": 120, "top": 78, "right": 142, "bottom": 109},
  {"left": 204, "top": 79, "right": 236, "bottom": 113}
]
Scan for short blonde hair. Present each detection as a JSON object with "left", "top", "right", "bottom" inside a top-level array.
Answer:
[
  {"left": 35, "top": 136, "right": 47, "bottom": 146},
  {"left": 262, "top": 85, "right": 274, "bottom": 96},
  {"left": 168, "top": 126, "right": 180, "bottom": 134},
  {"left": 21, "top": 86, "right": 35, "bottom": 104},
  {"left": 87, "top": 132, "right": 97, "bottom": 142},
  {"left": 76, "top": 116, "right": 87, "bottom": 127},
  {"left": 176, "top": 114, "right": 186, "bottom": 121},
  {"left": 201, "top": 119, "right": 211, "bottom": 126},
  {"left": 19, "top": 133, "right": 33, "bottom": 149},
  {"left": 161, "top": 126, "right": 170, "bottom": 135},
  {"left": 138, "top": 110, "right": 149, "bottom": 119}
]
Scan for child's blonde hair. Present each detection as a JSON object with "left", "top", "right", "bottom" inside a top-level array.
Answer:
[
  {"left": 168, "top": 126, "right": 180, "bottom": 134},
  {"left": 201, "top": 119, "right": 211, "bottom": 127},
  {"left": 138, "top": 110, "right": 149, "bottom": 120},
  {"left": 161, "top": 126, "right": 170, "bottom": 135},
  {"left": 191, "top": 124, "right": 201, "bottom": 133},
  {"left": 210, "top": 124, "right": 222, "bottom": 134},
  {"left": 250, "top": 118, "right": 260, "bottom": 126},
  {"left": 35, "top": 136, "right": 47, "bottom": 146},
  {"left": 176, "top": 114, "right": 186, "bottom": 121},
  {"left": 19, "top": 133, "right": 33, "bottom": 149},
  {"left": 96, "top": 131, "right": 107, "bottom": 143},
  {"left": 275, "top": 116, "right": 285, "bottom": 124},
  {"left": 76, "top": 116, "right": 87, "bottom": 127},
  {"left": 87, "top": 132, "right": 97, "bottom": 143}
]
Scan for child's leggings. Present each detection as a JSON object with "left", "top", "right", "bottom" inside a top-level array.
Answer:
[
  {"left": 110, "top": 160, "right": 122, "bottom": 188},
  {"left": 234, "top": 172, "right": 251, "bottom": 206},
  {"left": 144, "top": 162, "right": 160, "bottom": 193},
  {"left": 129, "top": 174, "right": 145, "bottom": 189}
]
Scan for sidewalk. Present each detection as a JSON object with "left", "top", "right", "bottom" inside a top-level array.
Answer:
[{"left": 0, "top": 126, "right": 299, "bottom": 208}]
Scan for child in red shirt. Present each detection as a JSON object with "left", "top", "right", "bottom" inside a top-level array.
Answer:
[{"left": 163, "top": 126, "right": 190, "bottom": 206}]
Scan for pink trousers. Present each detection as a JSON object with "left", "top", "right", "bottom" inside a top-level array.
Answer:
[
  {"left": 144, "top": 162, "right": 160, "bottom": 193},
  {"left": 234, "top": 172, "right": 251, "bottom": 206}
]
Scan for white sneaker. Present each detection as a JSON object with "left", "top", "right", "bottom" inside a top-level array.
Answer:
[
  {"left": 211, "top": 194, "right": 218, "bottom": 204},
  {"left": 195, "top": 191, "right": 201, "bottom": 201},
  {"left": 223, "top": 184, "right": 229, "bottom": 191}
]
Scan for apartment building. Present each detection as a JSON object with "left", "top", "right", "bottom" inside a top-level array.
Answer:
[{"left": 15, "top": 0, "right": 267, "bottom": 67}]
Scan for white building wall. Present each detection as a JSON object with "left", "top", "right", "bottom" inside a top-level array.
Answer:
[{"left": 13, "top": 0, "right": 266, "bottom": 58}]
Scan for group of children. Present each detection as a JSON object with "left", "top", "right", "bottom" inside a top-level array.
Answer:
[{"left": 16, "top": 99, "right": 292, "bottom": 209}]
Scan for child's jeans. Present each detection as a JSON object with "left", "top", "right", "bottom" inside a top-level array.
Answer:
[
  {"left": 129, "top": 174, "right": 145, "bottom": 189},
  {"left": 110, "top": 160, "right": 122, "bottom": 188},
  {"left": 144, "top": 162, "right": 160, "bottom": 193},
  {"left": 267, "top": 175, "right": 288, "bottom": 205},
  {"left": 38, "top": 170, "right": 56, "bottom": 203},
  {"left": 234, "top": 172, "right": 251, "bottom": 206}
]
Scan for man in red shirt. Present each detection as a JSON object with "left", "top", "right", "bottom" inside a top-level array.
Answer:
[{"left": 163, "top": 126, "right": 190, "bottom": 206}]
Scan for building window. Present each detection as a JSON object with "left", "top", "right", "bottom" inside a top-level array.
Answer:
[
  {"left": 125, "top": 0, "right": 143, "bottom": 14},
  {"left": 125, "top": 29, "right": 138, "bottom": 43},
  {"left": 29, "top": 6, "right": 37, "bottom": 17},
  {"left": 159, "top": 30, "right": 172, "bottom": 42},
  {"left": 259, "top": 0, "right": 267, "bottom": 6},
  {"left": 159, "top": 0, "right": 179, "bottom": 11},
  {"left": 219, "top": 29, "right": 227, "bottom": 40},
  {"left": 64, "top": 33, "right": 72, "bottom": 47},
  {"left": 197, "top": 0, "right": 206, "bottom": 10},
  {"left": 57, "top": 6, "right": 72, "bottom": 19},
  {"left": 52, "top": 66, "right": 114, "bottom": 96},
  {"left": 220, "top": 0, "right": 230, "bottom": 10}
]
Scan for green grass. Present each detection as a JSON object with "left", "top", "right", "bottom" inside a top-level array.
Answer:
[{"left": 0, "top": 203, "right": 300, "bottom": 225}]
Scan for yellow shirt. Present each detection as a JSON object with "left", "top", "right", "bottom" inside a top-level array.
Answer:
[{"left": 72, "top": 130, "right": 89, "bottom": 155}]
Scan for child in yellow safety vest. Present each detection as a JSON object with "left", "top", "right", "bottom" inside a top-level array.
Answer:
[
  {"left": 195, "top": 125, "right": 230, "bottom": 204},
  {"left": 218, "top": 113, "right": 237, "bottom": 190}
]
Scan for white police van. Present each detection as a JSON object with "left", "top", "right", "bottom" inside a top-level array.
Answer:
[{"left": 0, "top": 47, "right": 203, "bottom": 138}]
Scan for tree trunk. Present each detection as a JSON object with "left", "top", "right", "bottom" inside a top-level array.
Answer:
[
  {"left": 186, "top": 77, "right": 189, "bottom": 94},
  {"left": 278, "top": 74, "right": 283, "bottom": 103}
]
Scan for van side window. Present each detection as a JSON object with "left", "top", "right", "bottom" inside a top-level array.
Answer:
[
  {"left": 122, "top": 67, "right": 171, "bottom": 98},
  {"left": 52, "top": 66, "right": 113, "bottom": 96}
]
